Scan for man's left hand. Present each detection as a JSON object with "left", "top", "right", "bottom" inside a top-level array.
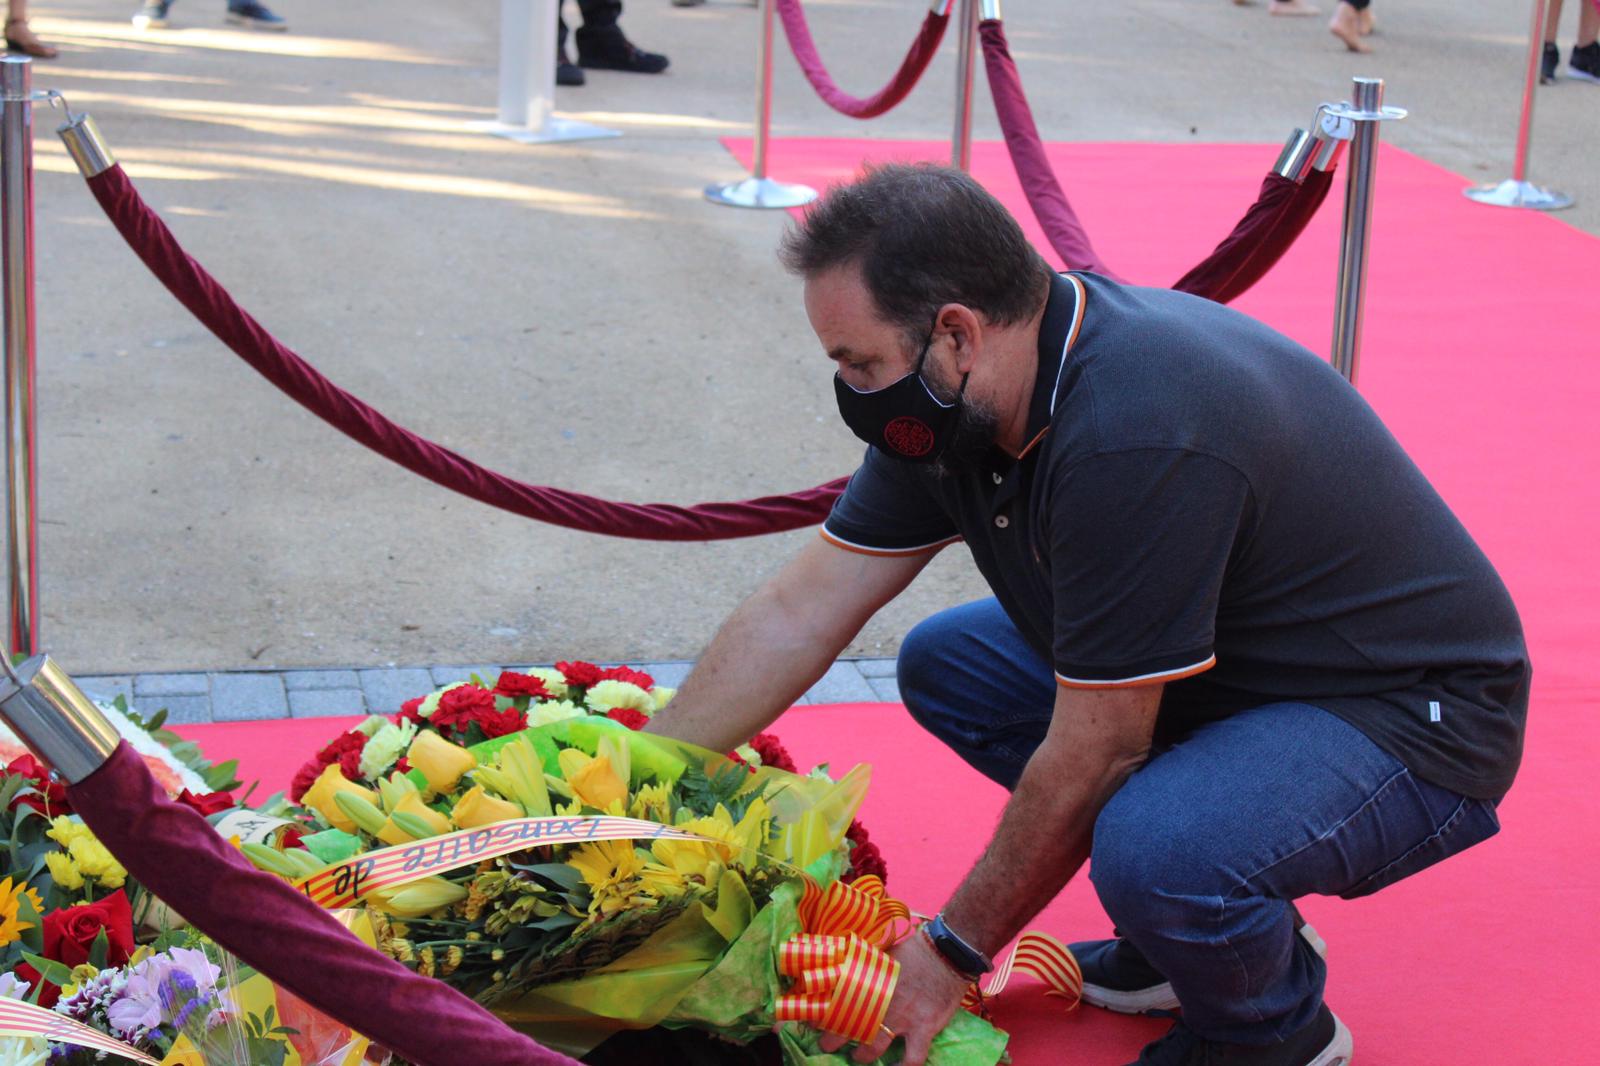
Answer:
[{"left": 817, "top": 928, "right": 972, "bottom": 1065}]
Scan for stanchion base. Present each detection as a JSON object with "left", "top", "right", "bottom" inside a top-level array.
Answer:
[
  {"left": 704, "top": 176, "right": 818, "bottom": 209},
  {"left": 1463, "top": 179, "right": 1574, "bottom": 211},
  {"left": 471, "top": 118, "right": 621, "bottom": 145}
]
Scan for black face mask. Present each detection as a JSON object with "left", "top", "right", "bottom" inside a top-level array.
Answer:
[{"left": 833, "top": 331, "right": 969, "bottom": 463}]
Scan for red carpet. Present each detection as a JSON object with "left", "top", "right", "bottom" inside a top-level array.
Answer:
[{"left": 172, "top": 140, "right": 1597, "bottom": 1062}]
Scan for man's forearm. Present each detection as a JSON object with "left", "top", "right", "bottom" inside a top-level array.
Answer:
[
  {"left": 941, "top": 739, "right": 1142, "bottom": 959},
  {"left": 643, "top": 578, "right": 846, "bottom": 753}
]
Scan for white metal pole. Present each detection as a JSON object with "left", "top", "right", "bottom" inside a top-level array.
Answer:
[{"left": 478, "top": 0, "right": 619, "bottom": 144}]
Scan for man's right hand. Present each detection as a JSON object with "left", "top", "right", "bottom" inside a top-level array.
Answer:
[{"left": 642, "top": 533, "right": 941, "bottom": 753}]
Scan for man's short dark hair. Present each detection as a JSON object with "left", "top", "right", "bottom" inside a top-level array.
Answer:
[{"left": 779, "top": 163, "right": 1052, "bottom": 350}]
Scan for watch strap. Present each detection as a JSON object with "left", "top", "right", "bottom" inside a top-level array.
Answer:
[{"left": 924, "top": 912, "right": 993, "bottom": 979}]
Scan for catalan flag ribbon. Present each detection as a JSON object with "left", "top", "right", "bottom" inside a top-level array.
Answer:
[
  {"left": 775, "top": 932, "right": 900, "bottom": 1044},
  {"left": 797, "top": 874, "right": 911, "bottom": 947},
  {"left": 0, "top": 996, "right": 161, "bottom": 1064},
  {"left": 961, "top": 930, "right": 1083, "bottom": 1015}
]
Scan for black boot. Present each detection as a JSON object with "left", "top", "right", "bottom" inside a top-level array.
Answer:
[
  {"left": 575, "top": 25, "right": 668, "bottom": 73},
  {"left": 556, "top": 17, "right": 586, "bottom": 85}
]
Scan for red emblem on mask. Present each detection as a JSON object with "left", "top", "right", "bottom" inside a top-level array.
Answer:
[{"left": 884, "top": 416, "right": 935, "bottom": 457}]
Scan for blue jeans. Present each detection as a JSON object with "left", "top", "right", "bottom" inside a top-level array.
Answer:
[{"left": 898, "top": 598, "right": 1502, "bottom": 1044}]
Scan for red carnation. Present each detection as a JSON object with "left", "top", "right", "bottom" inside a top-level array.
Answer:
[
  {"left": 4, "top": 754, "right": 70, "bottom": 816},
  {"left": 476, "top": 706, "right": 529, "bottom": 740},
  {"left": 289, "top": 758, "right": 325, "bottom": 803},
  {"left": 750, "top": 732, "right": 797, "bottom": 774},
  {"left": 725, "top": 750, "right": 758, "bottom": 774},
  {"left": 605, "top": 707, "right": 650, "bottom": 731},
  {"left": 396, "top": 696, "right": 427, "bottom": 727},
  {"left": 555, "top": 660, "right": 604, "bottom": 688},
  {"left": 845, "top": 839, "right": 887, "bottom": 884},
  {"left": 845, "top": 819, "right": 870, "bottom": 846},
  {"left": 175, "top": 789, "right": 236, "bottom": 817},
  {"left": 494, "top": 672, "right": 551, "bottom": 700},
  {"left": 430, "top": 685, "right": 498, "bottom": 737},
  {"left": 278, "top": 825, "right": 307, "bottom": 850},
  {"left": 599, "top": 665, "right": 655, "bottom": 690}
]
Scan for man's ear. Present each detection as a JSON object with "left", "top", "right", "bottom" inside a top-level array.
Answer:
[{"left": 936, "top": 303, "right": 985, "bottom": 375}]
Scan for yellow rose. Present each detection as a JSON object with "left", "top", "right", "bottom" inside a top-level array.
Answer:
[
  {"left": 558, "top": 749, "right": 628, "bottom": 811},
  {"left": 451, "top": 786, "right": 523, "bottom": 830},
  {"left": 302, "top": 764, "right": 381, "bottom": 835},
  {"left": 406, "top": 731, "right": 477, "bottom": 795}
]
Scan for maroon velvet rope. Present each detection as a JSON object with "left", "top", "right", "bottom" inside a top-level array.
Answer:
[
  {"left": 979, "top": 19, "right": 1334, "bottom": 305},
  {"left": 775, "top": 0, "right": 949, "bottom": 119},
  {"left": 68, "top": 743, "right": 576, "bottom": 1066},
  {"left": 83, "top": 164, "right": 846, "bottom": 542},
  {"left": 977, "top": 20, "right": 1119, "bottom": 279}
]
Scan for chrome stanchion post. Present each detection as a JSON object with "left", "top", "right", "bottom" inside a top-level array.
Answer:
[
  {"left": 474, "top": 0, "right": 619, "bottom": 145},
  {"left": 1, "top": 56, "right": 38, "bottom": 658},
  {"left": 1326, "top": 77, "right": 1406, "bottom": 385},
  {"left": 950, "top": 0, "right": 979, "bottom": 170},
  {"left": 705, "top": 0, "right": 816, "bottom": 208},
  {"left": 1464, "top": 0, "right": 1572, "bottom": 210}
]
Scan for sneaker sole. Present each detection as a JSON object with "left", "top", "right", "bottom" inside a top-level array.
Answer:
[
  {"left": 1081, "top": 922, "right": 1330, "bottom": 1015},
  {"left": 1567, "top": 67, "right": 1600, "bottom": 83},
  {"left": 131, "top": 16, "right": 168, "bottom": 27},
  {"left": 224, "top": 14, "right": 289, "bottom": 30},
  {"left": 1310, "top": 1011, "right": 1355, "bottom": 1065}
]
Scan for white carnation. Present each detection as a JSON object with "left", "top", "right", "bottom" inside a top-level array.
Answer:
[
  {"left": 529, "top": 700, "right": 585, "bottom": 727},
  {"left": 583, "top": 680, "right": 654, "bottom": 714}
]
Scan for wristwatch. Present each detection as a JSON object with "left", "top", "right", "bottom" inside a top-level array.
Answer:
[{"left": 922, "top": 913, "right": 993, "bottom": 980}]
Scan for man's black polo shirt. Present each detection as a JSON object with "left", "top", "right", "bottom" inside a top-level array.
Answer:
[{"left": 823, "top": 272, "right": 1529, "bottom": 800}]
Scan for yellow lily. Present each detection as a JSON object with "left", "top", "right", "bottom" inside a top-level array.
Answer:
[
  {"left": 377, "top": 792, "right": 454, "bottom": 846},
  {"left": 407, "top": 731, "right": 477, "bottom": 795},
  {"left": 302, "top": 764, "right": 381, "bottom": 835},
  {"left": 367, "top": 876, "right": 469, "bottom": 918},
  {"left": 473, "top": 737, "right": 552, "bottom": 817}
]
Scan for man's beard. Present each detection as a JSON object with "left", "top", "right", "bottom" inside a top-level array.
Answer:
[{"left": 925, "top": 364, "right": 1000, "bottom": 478}]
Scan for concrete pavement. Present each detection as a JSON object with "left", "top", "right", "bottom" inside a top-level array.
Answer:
[{"left": 14, "top": 0, "right": 1592, "bottom": 676}]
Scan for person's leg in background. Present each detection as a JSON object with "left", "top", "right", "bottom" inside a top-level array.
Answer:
[
  {"left": 1568, "top": 0, "right": 1600, "bottom": 82},
  {"left": 1328, "top": 0, "right": 1372, "bottom": 52},
  {"left": 5, "top": 0, "right": 57, "bottom": 57},
  {"left": 573, "top": 0, "right": 668, "bottom": 74}
]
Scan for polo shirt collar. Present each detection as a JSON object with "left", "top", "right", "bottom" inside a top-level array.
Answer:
[{"left": 1016, "top": 272, "right": 1087, "bottom": 461}]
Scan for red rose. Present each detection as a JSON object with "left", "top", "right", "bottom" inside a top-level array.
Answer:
[
  {"left": 598, "top": 665, "right": 655, "bottom": 690},
  {"left": 555, "top": 661, "right": 604, "bottom": 688},
  {"left": 430, "top": 685, "right": 498, "bottom": 736},
  {"left": 750, "top": 733, "right": 797, "bottom": 774},
  {"left": 4, "top": 754, "right": 70, "bottom": 816},
  {"left": 18, "top": 889, "right": 136, "bottom": 1006},
  {"left": 175, "top": 790, "right": 236, "bottom": 817},
  {"left": 493, "top": 672, "right": 551, "bottom": 700},
  {"left": 605, "top": 707, "right": 650, "bottom": 731},
  {"left": 475, "top": 706, "right": 528, "bottom": 740}
]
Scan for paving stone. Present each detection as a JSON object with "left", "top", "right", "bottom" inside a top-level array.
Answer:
[
  {"left": 282, "top": 670, "right": 361, "bottom": 691},
  {"left": 359, "top": 668, "right": 436, "bottom": 714},
  {"left": 76, "top": 675, "right": 134, "bottom": 706},
  {"left": 852, "top": 658, "right": 899, "bottom": 678},
  {"left": 209, "top": 672, "right": 288, "bottom": 722},
  {"left": 636, "top": 661, "right": 692, "bottom": 688},
  {"left": 866, "top": 677, "right": 902, "bottom": 704},
  {"left": 430, "top": 665, "right": 504, "bottom": 688},
  {"left": 132, "top": 694, "right": 211, "bottom": 725},
  {"left": 289, "top": 688, "right": 368, "bottom": 719},
  {"left": 801, "top": 662, "right": 877, "bottom": 705},
  {"left": 134, "top": 672, "right": 209, "bottom": 697}
]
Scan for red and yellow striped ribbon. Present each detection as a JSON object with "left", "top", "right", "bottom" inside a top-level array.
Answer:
[
  {"left": 776, "top": 932, "right": 900, "bottom": 1043},
  {"left": 0, "top": 997, "right": 161, "bottom": 1064},
  {"left": 797, "top": 874, "right": 911, "bottom": 948},
  {"left": 960, "top": 930, "right": 1083, "bottom": 1015},
  {"left": 775, "top": 875, "right": 912, "bottom": 1042}
]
